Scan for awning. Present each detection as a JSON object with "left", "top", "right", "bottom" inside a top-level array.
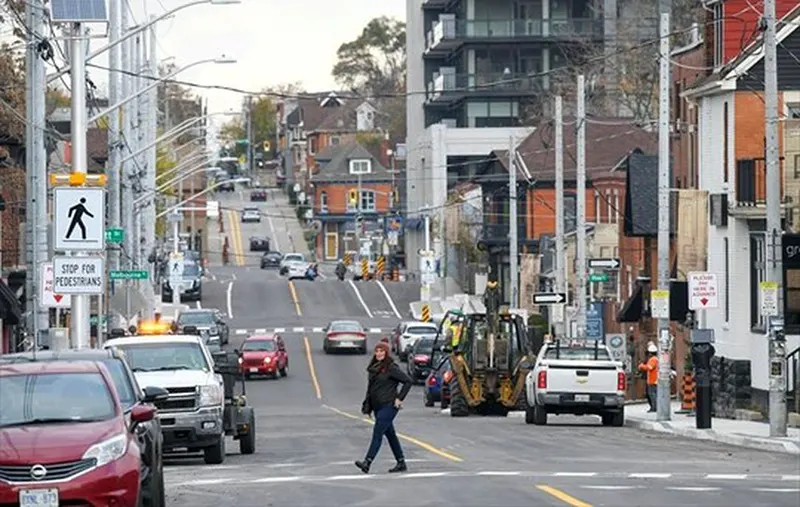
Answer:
[
  {"left": 617, "top": 283, "right": 644, "bottom": 323},
  {"left": 0, "top": 279, "right": 22, "bottom": 326}
]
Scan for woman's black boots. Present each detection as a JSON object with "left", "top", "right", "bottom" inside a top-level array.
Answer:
[
  {"left": 388, "top": 459, "right": 407, "bottom": 473},
  {"left": 354, "top": 458, "right": 372, "bottom": 474}
]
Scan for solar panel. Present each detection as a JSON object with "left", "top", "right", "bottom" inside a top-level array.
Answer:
[{"left": 50, "top": 0, "right": 108, "bottom": 23}]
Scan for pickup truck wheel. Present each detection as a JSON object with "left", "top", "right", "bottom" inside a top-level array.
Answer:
[
  {"left": 525, "top": 404, "right": 536, "bottom": 424},
  {"left": 203, "top": 436, "right": 226, "bottom": 465},
  {"left": 532, "top": 404, "right": 547, "bottom": 425},
  {"left": 448, "top": 380, "right": 469, "bottom": 417},
  {"left": 605, "top": 410, "right": 624, "bottom": 427},
  {"left": 239, "top": 410, "right": 256, "bottom": 455}
]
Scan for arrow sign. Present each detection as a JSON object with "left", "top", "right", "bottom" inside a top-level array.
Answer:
[
  {"left": 533, "top": 292, "right": 567, "bottom": 304},
  {"left": 588, "top": 258, "right": 620, "bottom": 269}
]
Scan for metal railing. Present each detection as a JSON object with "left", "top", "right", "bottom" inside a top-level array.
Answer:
[
  {"left": 428, "top": 72, "right": 541, "bottom": 100},
  {"left": 735, "top": 157, "right": 784, "bottom": 206}
]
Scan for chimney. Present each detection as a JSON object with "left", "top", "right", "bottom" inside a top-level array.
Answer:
[
  {"left": 690, "top": 22, "right": 700, "bottom": 44},
  {"left": 379, "top": 133, "right": 391, "bottom": 168}
]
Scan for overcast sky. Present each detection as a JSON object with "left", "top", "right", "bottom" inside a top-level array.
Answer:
[{"left": 77, "top": 0, "right": 405, "bottom": 115}]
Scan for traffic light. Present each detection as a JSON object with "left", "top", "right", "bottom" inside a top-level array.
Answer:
[
  {"left": 348, "top": 189, "right": 358, "bottom": 206},
  {"left": 263, "top": 140, "right": 271, "bottom": 152}
]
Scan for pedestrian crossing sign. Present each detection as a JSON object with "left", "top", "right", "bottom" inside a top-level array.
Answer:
[{"left": 53, "top": 187, "right": 105, "bottom": 251}]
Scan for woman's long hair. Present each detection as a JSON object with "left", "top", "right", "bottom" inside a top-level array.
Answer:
[{"left": 368, "top": 341, "right": 392, "bottom": 373}]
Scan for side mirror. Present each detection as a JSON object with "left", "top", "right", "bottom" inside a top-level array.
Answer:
[
  {"left": 142, "top": 386, "right": 169, "bottom": 403},
  {"left": 130, "top": 404, "right": 155, "bottom": 429}
]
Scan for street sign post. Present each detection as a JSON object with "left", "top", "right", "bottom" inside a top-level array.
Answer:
[
  {"left": 110, "top": 270, "right": 149, "bottom": 281},
  {"left": 586, "top": 301, "right": 605, "bottom": 340},
  {"left": 53, "top": 187, "right": 105, "bottom": 251},
  {"left": 52, "top": 256, "right": 104, "bottom": 294},
  {"left": 40, "top": 262, "right": 71, "bottom": 308},
  {"left": 588, "top": 258, "right": 620, "bottom": 270},
  {"left": 105, "top": 227, "right": 124, "bottom": 244},
  {"left": 688, "top": 272, "right": 719, "bottom": 310},
  {"left": 533, "top": 292, "right": 567, "bottom": 304}
]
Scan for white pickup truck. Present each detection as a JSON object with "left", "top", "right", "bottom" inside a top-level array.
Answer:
[{"left": 525, "top": 341, "right": 626, "bottom": 427}]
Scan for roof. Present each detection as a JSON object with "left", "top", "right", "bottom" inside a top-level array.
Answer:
[
  {"left": 0, "top": 360, "right": 104, "bottom": 376},
  {"left": 683, "top": 4, "right": 800, "bottom": 98},
  {"left": 104, "top": 335, "right": 204, "bottom": 347},
  {"left": 504, "top": 118, "right": 657, "bottom": 182},
  {"left": 313, "top": 141, "right": 391, "bottom": 183}
]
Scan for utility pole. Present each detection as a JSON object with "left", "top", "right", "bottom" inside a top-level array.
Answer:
[
  {"left": 120, "top": 9, "right": 133, "bottom": 271},
  {"left": 108, "top": 0, "right": 121, "bottom": 271},
  {"left": 656, "top": 10, "right": 673, "bottom": 421},
  {"left": 69, "top": 23, "right": 90, "bottom": 348},
  {"left": 508, "top": 135, "right": 519, "bottom": 307},
  {"left": 134, "top": 33, "right": 145, "bottom": 265},
  {"left": 764, "top": 0, "right": 787, "bottom": 437},
  {"left": 554, "top": 95, "right": 565, "bottom": 338},
  {"left": 575, "top": 75, "right": 587, "bottom": 339},
  {"left": 143, "top": 17, "right": 158, "bottom": 282},
  {"left": 246, "top": 95, "right": 253, "bottom": 173},
  {"left": 356, "top": 172, "right": 363, "bottom": 241}
]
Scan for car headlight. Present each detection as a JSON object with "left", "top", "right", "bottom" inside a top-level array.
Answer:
[
  {"left": 83, "top": 434, "right": 127, "bottom": 467},
  {"left": 199, "top": 384, "right": 223, "bottom": 407},
  {"left": 263, "top": 357, "right": 272, "bottom": 364}
]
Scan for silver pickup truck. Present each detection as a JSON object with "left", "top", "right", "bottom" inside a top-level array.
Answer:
[
  {"left": 525, "top": 341, "right": 626, "bottom": 427},
  {"left": 105, "top": 334, "right": 227, "bottom": 464}
]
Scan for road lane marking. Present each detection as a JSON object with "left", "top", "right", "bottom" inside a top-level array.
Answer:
[
  {"left": 752, "top": 488, "right": 800, "bottom": 492},
  {"left": 322, "top": 405, "right": 463, "bottom": 463},
  {"left": 535, "top": 485, "right": 593, "bottom": 507},
  {"left": 312, "top": 327, "right": 323, "bottom": 332},
  {"left": 554, "top": 472, "right": 598, "bottom": 477},
  {"left": 477, "top": 471, "right": 521, "bottom": 476},
  {"left": 226, "top": 209, "right": 243, "bottom": 266},
  {"left": 783, "top": 475, "right": 800, "bottom": 481},
  {"left": 667, "top": 487, "right": 721, "bottom": 492},
  {"left": 267, "top": 210, "right": 281, "bottom": 252},
  {"left": 376, "top": 280, "right": 402, "bottom": 319},
  {"left": 235, "top": 329, "right": 247, "bottom": 335},
  {"left": 324, "top": 475, "right": 373, "bottom": 481},
  {"left": 180, "top": 479, "right": 230, "bottom": 486},
  {"left": 399, "top": 472, "right": 451, "bottom": 478},
  {"left": 348, "top": 280, "right": 374, "bottom": 318},
  {"left": 252, "top": 477, "right": 302, "bottom": 483},
  {"left": 304, "top": 336, "right": 322, "bottom": 399},
  {"left": 293, "top": 327, "right": 304, "bottom": 332},
  {"left": 629, "top": 473, "right": 671, "bottom": 479},
  {"left": 195, "top": 301, "right": 201, "bottom": 309},
  {"left": 273, "top": 327, "right": 285, "bottom": 332},
  {"left": 580, "top": 486, "right": 639, "bottom": 491},
  {"left": 288, "top": 281, "right": 303, "bottom": 316},
  {"left": 226, "top": 282, "right": 234, "bottom": 319},
  {"left": 705, "top": 474, "right": 747, "bottom": 480}
]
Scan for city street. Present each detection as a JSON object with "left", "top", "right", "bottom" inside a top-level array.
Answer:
[{"left": 166, "top": 186, "right": 800, "bottom": 507}]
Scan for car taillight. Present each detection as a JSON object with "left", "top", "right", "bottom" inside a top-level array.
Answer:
[
  {"left": 443, "top": 370, "right": 453, "bottom": 383},
  {"left": 427, "top": 376, "right": 437, "bottom": 386},
  {"left": 537, "top": 370, "right": 547, "bottom": 389},
  {"left": 414, "top": 354, "right": 430, "bottom": 363},
  {"left": 617, "top": 371, "right": 626, "bottom": 391}
]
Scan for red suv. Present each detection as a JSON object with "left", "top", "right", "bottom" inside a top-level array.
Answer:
[
  {"left": 0, "top": 360, "right": 156, "bottom": 507},
  {"left": 239, "top": 334, "right": 288, "bottom": 378}
]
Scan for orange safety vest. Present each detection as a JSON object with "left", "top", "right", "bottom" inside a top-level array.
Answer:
[{"left": 638, "top": 356, "right": 658, "bottom": 385}]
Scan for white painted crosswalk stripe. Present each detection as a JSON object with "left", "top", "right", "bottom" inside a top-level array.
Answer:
[
  {"left": 232, "top": 327, "right": 390, "bottom": 335},
  {"left": 312, "top": 327, "right": 323, "bottom": 332},
  {"left": 292, "top": 327, "right": 304, "bottom": 332},
  {"left": 705, "top": 474, "right": 747, "bottom": 480}
]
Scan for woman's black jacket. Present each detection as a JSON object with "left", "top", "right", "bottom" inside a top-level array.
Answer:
[{"left": 361, "top": 359, "right": 412, "bottom": 414}]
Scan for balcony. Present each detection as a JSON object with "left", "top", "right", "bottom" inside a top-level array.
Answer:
[
  {"left": 427, "top": 72, "right": 542, "bottom": 103},
  {"left": 425, "top": 17, "right": 603, "bottom": 54},
  {"left": 732, "top": 157, "right": 787, "bottom": 216}
]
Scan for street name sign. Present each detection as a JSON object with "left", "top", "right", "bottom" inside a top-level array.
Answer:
[
  {"left": 53, "top": 187, "right": 105, "bottom": 251},
  {"left": 52, "top": 256, "right": 104, "bottom": 294},
  {"left": 105, "top": 228, "right": 124, "bottom": 244},
  {"left": 533, "top": 292, "right": 566, "bottom": 304},
  {"left": 40, "top": 262, "right": 71, "bottom": 308},
  {"left": 688, "top": 271, "right": 719, "bottom": 310},
  {"left": 589, "top": 273, "right": 609, "bottom": 282},
  {"left": 588, "top": 258, "right": 620, "bottom": 269},
  {"left": 110, "top": 270, "right": 149, "bottom": 281}
]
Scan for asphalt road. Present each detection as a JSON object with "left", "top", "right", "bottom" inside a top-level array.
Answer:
[{"left": 166, "top": 185, "right": 800, "bottom": 507}]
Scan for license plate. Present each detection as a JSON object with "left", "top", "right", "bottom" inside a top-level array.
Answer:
[
  {"left": 341, "top": 341, "right": 354, "bottom": 347},
  {"left": 249, "top": 368, "right": 258, "bottom": 373},
  {"left": 20, "top": 489, "right": 59, "bottom": 507},
  {"left": 575, "top": 394, "right": 590, "bottom": 402}
]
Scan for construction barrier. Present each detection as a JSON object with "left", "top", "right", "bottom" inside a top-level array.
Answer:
[
  {"left": 361, "top": 258, "right": 369, "bottom": 280},
  {"left": 421, "top": 304, "right": 431, "bottom": 322},
  {"left": 344, "top": 253, "right": 351, "bottom": 266},
  {"left": 681, "top": 373, "right": 696, "bottom": 411},
  {"left": 376, "top": 256, "right": 385, "bottom": 279}
]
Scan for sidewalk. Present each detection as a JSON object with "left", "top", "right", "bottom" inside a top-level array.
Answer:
[{"left": 626, "top": 401, "right": 800, "bottom": 455}]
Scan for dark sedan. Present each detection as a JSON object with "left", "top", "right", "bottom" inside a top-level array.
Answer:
[
  {"left": 250, "top": 189, "right": 267, "bottom": 201},
  {"left": 406, "top": 337, "right": 440, "bottom": 384},
  {"left": 249, "top": 236, "right": 271, "bottom": 252},
  {"left": 261, "top": 251, "right": 282, "bottom": 269},
  {"left": 0, "top": 349, "right": 169, "bottom": 506}
]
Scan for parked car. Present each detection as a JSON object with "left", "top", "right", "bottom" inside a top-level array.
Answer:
[
  {"left": 250, "top": 188, "right": 267, "bottom": 201},
  {"left": 406, "top": 336, "right": 440, "bottom": 384},
  {"left": 241, "top": 207, "right": 261, "bottom": 223},
  {"left": 260, "top": 251, "right": 282, "bottom": 269},
  {"left": 249, "top": 236, "right": 270, "bottom": 252},
  {"left": 424, "top": 355, "right": 453, "bottom": 408},
  {"left": 239, "top": 334, "right": 289, "bottom": 379},
  {"left": 0, "top": 349, "right": 168, "bottom": 506},
  {"left": 392, "top": 321, "right": 439, "bottom": 361},
  {"left": 0, "top": 360, "right": 157, "bottom": 507},
  {"left": 161, "top": 259, "right": 203, "bottom": 302},
  {"left": 176, "top": 308, "right": 230, "bottom": 345},
  {"left": 322, "top": 320, "right": 367, "bottom": 354}
]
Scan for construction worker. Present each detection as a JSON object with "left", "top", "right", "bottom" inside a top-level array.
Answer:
[
  {"left": 638, "top": 342, "right": 659, "bottom": 413},
  {"left": 449, "top": 311, "right": 463, "bottom": 350}
]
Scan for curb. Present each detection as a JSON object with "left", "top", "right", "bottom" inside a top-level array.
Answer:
[{"left": 625, "top": 418, "right": 800, "bottom": 455}]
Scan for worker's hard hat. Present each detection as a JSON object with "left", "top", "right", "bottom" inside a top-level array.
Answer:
[{"left": 647, "top": 343, "right": 658, "bottom": 353}]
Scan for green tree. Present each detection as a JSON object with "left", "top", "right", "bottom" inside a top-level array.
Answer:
[
  {"left": 332, "top": 16, "right": 406, "bottom": 140},
  {"left": 0, "top": 41, "right": 25, "bottom": 142},
  {"left": 250, "top": 95, "right": 276, "bottom": 152}
]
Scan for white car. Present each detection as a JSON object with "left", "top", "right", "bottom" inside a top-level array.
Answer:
[
  {"left": 280, "top": 253, "right": 306, "bottom": 274},
  {"left": 241, "top": 208, "right": 261, "bottom": 223},
  {"left": 287, "top": 262, "right": 311, "bottom": 280},
  {"left": 393, "top": 321, "right": 439, "bottom": 361}
]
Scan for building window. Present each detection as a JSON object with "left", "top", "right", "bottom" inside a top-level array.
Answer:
[
  {"left": 330, "top": 137, "right": 340, "bottom": 146},
  {"left": 309, "top": 137, "right": 317, "bottom": 155},
  {"left": 594, "top": 191, "right": 601, "bottom": 223},
  {"left": 349, "top": 159, "right": 371, "bottom": 174},
  {"left": 724, "top": 237, "right": 730, "bottom": 323},
  {"left": 319, "top": 191, "right": 328, "bottom": 212},
  {"left": 605, "top": 189, "right": 612, "bottom": 223},
  {"left": 713, "top": 2, "right": 724, "bottom": 68},
  {"left": 360, "top": 190, "right": 376, "bottom": 212},
  {"left": 723, "top": 101, "right": 729, "bottom": 183},
  {"left": 612, "top": 189, "right": 620, "bottom": 224},
  {"left": 750, "top": 233, "right": 767, "bottom": 331}
]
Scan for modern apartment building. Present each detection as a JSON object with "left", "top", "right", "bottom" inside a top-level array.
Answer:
[{"left": 405, "top": 0, "right": 613, "bottom": 285}]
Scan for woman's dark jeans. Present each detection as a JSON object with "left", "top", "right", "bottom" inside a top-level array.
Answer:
[{"left": 366, "top": 406, "right": 404, "bottom": 461}]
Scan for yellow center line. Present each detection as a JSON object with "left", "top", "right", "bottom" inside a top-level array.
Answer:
[
  {"left": 536, "top": 485, "right": 594, "bottom": 507},
  {"left": 288, "top": 280, "right": 303, "bottom": 316},
  {"left": 322, "top": 404, "right": 463, "bottom": 463},
  {"left": 224, "top": 210, "right": 240, "bottom": 266},
  {"left": 231, "top": 210, "right": 245, "bottom": 266},
  {"left": 303, "top": 336, "right": 322, "bottom": 400}
]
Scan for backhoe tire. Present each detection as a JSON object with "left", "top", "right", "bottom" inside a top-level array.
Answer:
[{"left": 448, "top": 380, "right": 469, "bottom": 417}]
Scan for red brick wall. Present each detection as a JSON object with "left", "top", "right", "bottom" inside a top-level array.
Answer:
[{"left": 314, "top": 183, "right": 393, "bottom": 214}]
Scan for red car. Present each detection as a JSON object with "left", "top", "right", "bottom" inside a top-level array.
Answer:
[
  {"left": 239, "top": 334, "right": 289, "bottom": 378},
  {"left": 0, "top": 360, "right": 155, "bottom": 507}
]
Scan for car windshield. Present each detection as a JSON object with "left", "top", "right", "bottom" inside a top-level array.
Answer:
[
  {"left": 265, "top": 252, "right": 281, "bottom": 258},
  {"left": 113, "top": 342, "right": 210, "bottom": 372},
  {"left": 544, "top": 347, "right": 612, "bottom": 361},
  {"left": 330, "top": 322, "right": 362, "bottom": 333},
  {"left": 0, "top": 372, "right": 116, "bottom": 428},
  {"left": 407, "top": 326, "right": 437, "bottom": 335},
  {"left": 242, "top": 340, "right": 276, "bottom": 352},
  {"left": 183, "top": 263, "right": 200, "bottom": 276},
  {"left": 284, "top": 254, "right": 304, "bottom": 262},
  {"left": 414, "top": 339, "right": 436, "bottom": 355},
  {"left": 101, "top": 359, "right": 137, "bottom": 409},
  {"left": 178, "top": 312, "right": 215, "bottom": 326}
]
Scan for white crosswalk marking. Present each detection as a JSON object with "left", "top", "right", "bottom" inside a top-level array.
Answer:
[
  {"left": 312, "top": 327, "right": 323, "bottom": 332},
  {"left": 232, "top": 327, "right": 390, "bottom": 336},
  {"left": 292, "top": 327, "right": 304, "bottom": 332},
  {"left": 369, "top": 328, "right": 382, "bottom": 333},
  {"left": 235, "top": 329, "right": 247, "bottom": 335},
  {"left": 255, "top": 328, "right": 268, "bottom": 333}
]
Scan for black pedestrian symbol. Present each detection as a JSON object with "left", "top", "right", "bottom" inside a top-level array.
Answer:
[
  {"left": 172, "top": 262, "right": 181, "bottom": 273},
  {"left": 65, "top": 197, "right": 94, "bottom": 240}
]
